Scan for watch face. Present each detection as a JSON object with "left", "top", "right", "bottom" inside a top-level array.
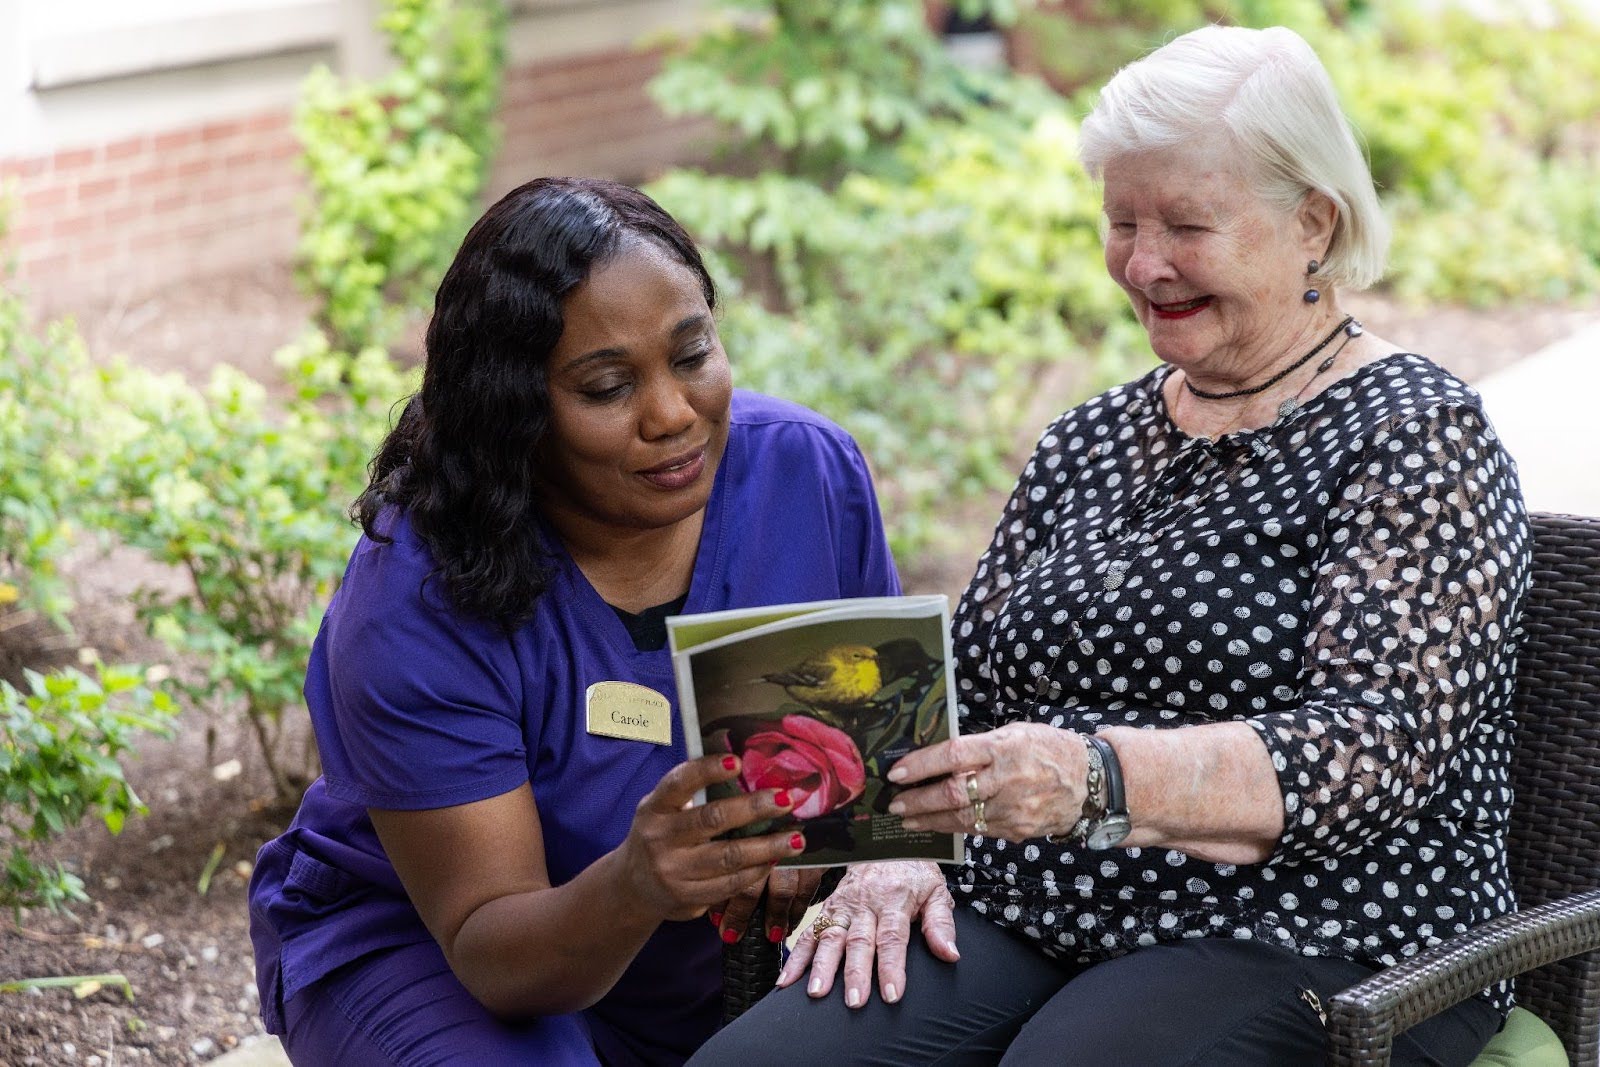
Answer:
[{"left": 1086, "top": 814, "right": 1132, "bottom": 850}]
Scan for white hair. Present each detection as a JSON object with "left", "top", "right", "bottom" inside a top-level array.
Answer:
[{"left": 1078, "top": 24, "right": 1389, "bottom": 291}]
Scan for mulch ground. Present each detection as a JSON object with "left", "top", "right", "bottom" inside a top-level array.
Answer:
[{"left": 1, "top": 265, "right": 1595, "bottom": 1065}]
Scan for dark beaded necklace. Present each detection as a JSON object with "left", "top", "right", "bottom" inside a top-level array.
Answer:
[{"left": 1184, "top": 315, "right": 1356, "bottom": 401}]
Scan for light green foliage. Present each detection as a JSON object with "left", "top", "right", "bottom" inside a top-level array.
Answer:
[
  {"left": 1354, "top": 2, "right": 1600, "bottom": 304},
  {"left": 0, "top": 209, "right": 176, "bottom": 918},
  {"left": 649, "top": 0, "right": 1155, "bottom": 556},
  {"left": 0, "top": 245, "right": 105, "bottom": 627},
  {"left": 1, "top": 665, "right": 176, "bottom": 914},
  {"left": 650, "top": 0, "right": 992, "bottom": 167},
  {"left": 295, "top": 0, "right": 505, "bottom": 353},
  {"left": 94, "top": 347, "right": 415, "bottom": 799}
]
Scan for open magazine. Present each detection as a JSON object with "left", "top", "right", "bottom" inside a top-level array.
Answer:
[{"left": 668, "top": 594, "right": 962, "bottom": 868}]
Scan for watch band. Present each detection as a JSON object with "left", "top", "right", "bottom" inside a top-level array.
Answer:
[
  {"left": 1082, "top": 734, "right": 1131, "bottom": 849},
  {"left": 1084, "top": 735, "right": 1127, "bottom": 823}
]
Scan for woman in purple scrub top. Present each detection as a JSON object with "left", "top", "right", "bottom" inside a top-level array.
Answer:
[{"left": 247, "top": 177, "right": 901, "bottom": 1066}]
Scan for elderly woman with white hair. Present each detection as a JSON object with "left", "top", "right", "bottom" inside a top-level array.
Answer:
[{"left": 691, "top": 23, "right": 1528, "bottom": 1067}]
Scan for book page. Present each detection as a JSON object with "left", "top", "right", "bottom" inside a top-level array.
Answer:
[{"left": 670, "top": 596, "right": 961, "bottom": 867}]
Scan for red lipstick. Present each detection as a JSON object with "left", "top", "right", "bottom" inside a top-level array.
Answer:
[{"left": 1150, "top": 296, "right": 1213, "bottom": 320}]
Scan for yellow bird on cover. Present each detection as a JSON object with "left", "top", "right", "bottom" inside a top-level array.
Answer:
[{"left": 762, "top": 644, "right": 883, "bottom": 709}]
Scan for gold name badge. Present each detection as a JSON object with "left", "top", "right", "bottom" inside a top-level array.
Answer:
[{"left": 585, "top": 681, "right": 672, "bottom": 746}]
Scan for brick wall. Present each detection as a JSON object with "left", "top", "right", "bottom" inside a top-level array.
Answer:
[
  {"left": 2, "top": 114, "right": 302, "bottom": 314},
  {"left": 1, "top": 45, "right": 710, "bottom": 315}
]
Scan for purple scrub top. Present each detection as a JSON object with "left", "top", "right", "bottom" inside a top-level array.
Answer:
[{"left": 248, "top": 391, "right": 900, "bottom": 1065}]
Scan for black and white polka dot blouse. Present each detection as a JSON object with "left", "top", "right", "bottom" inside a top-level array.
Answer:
[{"left": 949, "top": 353, "right": 1531, "bottom": 1012}]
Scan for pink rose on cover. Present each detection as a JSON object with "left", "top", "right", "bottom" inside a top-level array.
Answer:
[{"left": 738, "top": 714, "right": 866, "bottom": 819}]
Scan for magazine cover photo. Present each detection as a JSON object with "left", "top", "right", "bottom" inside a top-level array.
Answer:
[{"left": 678, "top": 604, "right": 959, "bottom": 867}]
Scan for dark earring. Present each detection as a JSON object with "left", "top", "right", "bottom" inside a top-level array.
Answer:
[{"left": 1303, "top": 259, "right": 1321, "bottom": 304}]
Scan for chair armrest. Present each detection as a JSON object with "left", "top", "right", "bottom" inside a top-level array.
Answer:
[
  {"left": 1326, "top": 888, "right": 1600, "bottom": 1066},
  {"left": 722, "top": 867, "right": 848, "bottom": 1024},
  {"left": 723, "top": 898, "right": 781, "bottom": 1024}
]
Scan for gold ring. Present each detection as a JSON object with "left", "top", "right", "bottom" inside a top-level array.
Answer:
[
  {"left": 809, "top": 913, "right": 851, "bottom": 940},
  {"left": 972, "top": 797, "right": 987, "bottom": 835},
  {"left": 964, "top": 771, "right": 981, "bottom": 805}
]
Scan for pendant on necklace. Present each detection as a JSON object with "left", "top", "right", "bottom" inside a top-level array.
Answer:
[
  {"left": 1277, "top": 397, "right": 1299, "bottom": 419},
  {"left": 1103, "top": 559, "right": 1130, "bottom": 591}
]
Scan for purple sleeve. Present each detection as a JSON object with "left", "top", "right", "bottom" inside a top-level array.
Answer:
[
  {"left": 836, "top": 435, "right": 902, "bottom": 599},
  {"left": 311, "top": 534, "right": 531, "bottom": 811}
]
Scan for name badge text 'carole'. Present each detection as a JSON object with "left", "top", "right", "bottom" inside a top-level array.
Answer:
[{"left": 585, "top": 681, "right": 672, "bottom": 745}]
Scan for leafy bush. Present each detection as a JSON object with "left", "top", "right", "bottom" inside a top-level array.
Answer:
[
  {"left": 0, "top": 207, "right": 178, "bottom": 916},
  {"left": 87, "top": 0, "right": 495, "bottom": 797},
  {"left": 648, "top": 1, "right": 1152, "bottom": 557},
  {"left": 0, "top": 229, "right": 105, "bottom": 629},
  {"left": 294, "top": 0, "right": 505, "bottom": 354},
  {"left": 1, "top": 665, "right": 176, "bottom": 914},
  {"left": 94, "top": 348, "right": 413, "bottom": 799}
]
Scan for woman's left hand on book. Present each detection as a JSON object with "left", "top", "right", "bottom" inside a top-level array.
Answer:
[{"left": 886, "top": 723, "right": 1089, "bottom": 842}]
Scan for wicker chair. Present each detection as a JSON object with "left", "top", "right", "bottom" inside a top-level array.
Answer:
[
  {"left": 724, "top": 512, "right": 1600, "bottom": 1066},
  {"left": 1327, "top": 512, "right": 1600, "bottom": 1066}
]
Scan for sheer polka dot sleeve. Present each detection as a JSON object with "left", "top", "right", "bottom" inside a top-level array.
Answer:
[
  {"left": 953, "top": 410, "right": 1087, "bottom": 734},
  {"left": 1246, "top": 402, "right": 1531, "bottom": 866}
]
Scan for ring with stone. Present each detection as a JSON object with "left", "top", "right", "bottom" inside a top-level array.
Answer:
[
  {"left": 809, "top": 912, "right": 851, "bottom": 940},
  {"left": 972, "top": 797, "right": 987, "bottom": 835}
]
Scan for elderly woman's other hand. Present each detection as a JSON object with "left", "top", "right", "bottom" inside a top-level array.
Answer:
[
  {"left": 885, "top": 723, "right": 1089, "bottom": 842},
  {"left": 776, "top": 860, "right": 957, "bottom": 1008}
]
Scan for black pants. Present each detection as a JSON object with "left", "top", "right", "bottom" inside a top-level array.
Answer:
[{"left": 690, "top": 908, "right": 1500, "bottom": 1066}]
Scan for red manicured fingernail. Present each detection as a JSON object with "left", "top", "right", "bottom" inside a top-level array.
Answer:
[
  {"left": 721, "top": 927, "right": 740, "bottom": 943},
  {"left": 709, "top": 911, "right": 723, "bottom": 927},
  {"left": 722, "top": 756, "right": 738, "bottom": 771},
  {"left": 773, "top": 789, "right": 792, "bottom": 807},
  {"left": 767, "top": 925, "right": 785, "bottom": 943},
  {"left": 789, "top": 833, "right": 805, "bottom": 850}
]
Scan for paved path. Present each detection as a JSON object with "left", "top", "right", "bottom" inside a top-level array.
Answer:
[
  {"left": 1474, "top": 320, "right": 1600, "bottom": 518},
  {"left": 211, "top": 1035, "right": 286, "bottom": 1066}
]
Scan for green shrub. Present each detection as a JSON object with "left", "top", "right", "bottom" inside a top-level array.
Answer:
[
  {"left": 85, "top": 0, "right": 498, "bottom": 797},
  {"left": 94, "top": 348, "right": 414, "bottom": 799},
  {"left": 1, "top": 664, "right": 176, "bottom": 914},
  {"left": 648, "top": 1, "right": 1156, "bottom": 558},
  {"left": 294, "top": 0, "right": 505, "bottom": 354},
  {"left": 0, "top": 248, "right": 104, "bottom": 628}
]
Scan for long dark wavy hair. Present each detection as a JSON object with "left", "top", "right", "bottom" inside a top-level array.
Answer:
[{"left": 353, "top": 177, "right": 718, "bottom": 626}]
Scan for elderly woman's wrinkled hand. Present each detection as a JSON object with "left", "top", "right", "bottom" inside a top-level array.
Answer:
[
  {"left": 775, "top": 861, "right": 957, "bottom": 1008},
  {"left": 886, "top": 723, "right": 1089, "bottom": 842}
]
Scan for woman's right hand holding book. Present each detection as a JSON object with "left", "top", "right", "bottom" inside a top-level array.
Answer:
[{"left": 616, "top": 753, "right": 806, "bottom": 923}]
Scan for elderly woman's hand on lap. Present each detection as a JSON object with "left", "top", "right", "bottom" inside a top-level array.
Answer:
[{"left": 777, "top": 860, "right": 958, "bottom": 1007}]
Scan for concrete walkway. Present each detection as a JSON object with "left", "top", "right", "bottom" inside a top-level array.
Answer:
[
  {"left": 211, "top": 1035, "right": 286, "bottom": 1066},
  {"left": 206, "top": 320, "right": 1599, "bottom": 1067},
  {"left": 1473, "top": 319, "right": 1600, "bottom": 517}
]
